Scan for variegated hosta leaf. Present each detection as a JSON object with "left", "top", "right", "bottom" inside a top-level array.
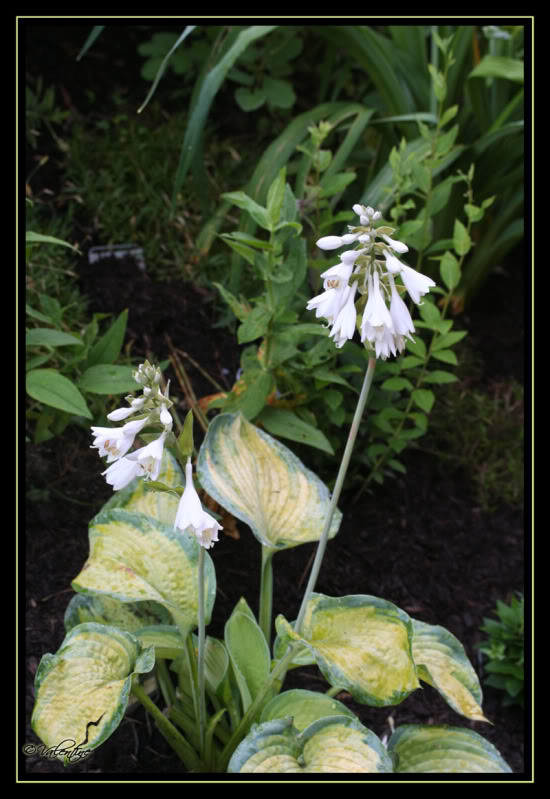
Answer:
[
  {"left": 228, "top": 716, "right": 393, "bottom": 774},
  {"left": 100, "top": 448, "right": 183, "bottom": 526},
  {"left": 72, "top": 508, "right": 216, "bottom": 634},
  {"left": 260, "top": 689, "right": 356, "bottom": 732},
  {"left": 64, "top": 592, "right": 172, "bottom": 634},
  {"left": 32, "top": 622, "right": 154, "bottom": 763},
  {"left": 197, "top": 413, "right": 342, "bottom": 550},
  {"left": 388, "top": 725, "right": 513, "bottom": 773},
  {"left": 272, "top": 629, "right": 316, "bottom": 668},
  {"left": 411, "top": 619, "right": 488, "bottom": 722},
  {"left": 276, "top": 593, "right": 420, "bottom": 706}
]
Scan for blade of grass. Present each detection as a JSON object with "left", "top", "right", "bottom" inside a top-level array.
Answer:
[{"left": 138, "top": 26, "right": 197, "bottom": 114}]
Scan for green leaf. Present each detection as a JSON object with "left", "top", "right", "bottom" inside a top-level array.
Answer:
[
  {"left": 77, "top": 364, "right": 138, "bottom": 395},
  {"left": 31, "top": 623, "right": 154, "bottom": 763},
  {"left": 86, "top": 309, "right": 128, "bottom": 367},
  {"left": 223, "top": 191, "right": 272, "bottom": 231},
  {"left": 440, "top": 250, "right": 461, "bottom": 291},
  {"left": 197, "top": 413, "right": 341, "bottom": 550},
  {"left": 406, "top": 337, "right": 427, "bottom": 358},
  {"left": 318, "top": 171, "right": 356, "bottom": 198},
  {"left": 72, "top": 508, "right": 216, "bottom": 634},
  {"left": 258, "top": 407, "right": 334, "bottom": 454},
  {"left": 26, "top": 369, "right": 92, "bottom": 418},
  {"left": 388, "top": 725, "right": 512, "bottom": 773},
  {"left": 213, "top": 282, "right": 251, "bottom": 321},
  {"left": 260, "top": 689, "right": 356, "bottom": 732},
  {"left": 225, "top": 602, "right": 271, "bottom": 713},
  {"left": 138, "top": 26, "right": 197, "bottom": 112},
  {"left": 235, "top": 87, "right": 266, "bottom": 111},
  {"left": 76, "top": 25, "right": 105, "bottom": 61},
  {"left": 423, "top": 370, "right": 458, "bottom": 384},
  {"left": 266, "top": 167, "right": 286, "bottom": 228},
  {"left": 411, "top": 619, "right": 487, "bottom": 722},
  {"left": 228, "top": 715, "right": 393, "bottom": 774},
  {"left": 412, "top": 389, "right": 435, "bottom": 413},
  {"left": 26, "top": 328, "right": 83, "bottom": 348},
  {"left": 276, "top": 594, "right": 420, "bottom": 706},
  {"left": 25, "top": 231, "right": 80, "bottom": 252},
  {"left": 178, "top": 410, "right": 195, "bottom": 460},
  {"left": 453, "top": 219, "right": 472, "bottom": 257},
  {"left": 469, "top": 55, "right": 524, "bottom": 84},
  {"left": 222, "top": 369, "right": 274, "bottom": 421},
  {"left": 262, "top": 76, "right": 296, "bottom": 108},
  {"left": 381, "top": 377, "right": 414, "bottom": 392},
  {"left": 237, "top": 306, "right": 273, "bottom": 344},
  {"left": 432, "top": 349, "right": 458, "bottom": 365}
]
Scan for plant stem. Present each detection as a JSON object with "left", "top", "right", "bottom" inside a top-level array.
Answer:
[
  {"left": 197, "top": 544, "right": 207, "bottom": 757},
  {"left": 294, "top": 357, "right": 377, "bottom": 635},
  {"left": 131, "top": 679, "right": 203, "bottom": 772},
  {"left": 259, "top": 546, "right": 275, "bottom": 645}
]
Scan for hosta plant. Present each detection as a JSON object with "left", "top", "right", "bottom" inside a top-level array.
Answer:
[{"left": 30, "top": 214, "right": 512, "bottom": 775}]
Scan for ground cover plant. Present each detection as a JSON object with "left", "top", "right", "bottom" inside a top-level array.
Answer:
[{"left": 23, "top": 22, "right": 526, "bottom": 780}]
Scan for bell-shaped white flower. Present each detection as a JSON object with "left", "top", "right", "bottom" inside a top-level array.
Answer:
[
  {"left": 306, "top": 286, "right": 347, "bottom": 323},
  {"left": 160, "top": 403, "right": 172, "bottom": 428},
  {"left": 329, "top": 282, "right": 358, "bottom": 348},
  {"left": 321, "top": 260, "right": 354, "bottom": 287},
  {"left": 362, "top": 272, "right": 394, "bottom": 332},
  {"left": 91, "top": 416, "right": 148, "bottom": 463},
  {"left": 174, "top": 460, "right": 222, "bottom": 549},
  {"left": 399, "top": 263, "right": 436, "bottom": 305},
  {"left": 102, "top": 455, "right": 141, "bottom": 491},
  {"left": 388, "top": 273, "right": 415, "bottom": 337},
  {"left": 127, "top": 432, "right": 167, "bottom": 482},
  {"left": 381, "top": 234, "right": 409, "bottom": 254},
  {"left": 383, "top": 249, "right": 406, "bottom": 275},
  {"left": 316, "top": 235, "right": 344, "bottom": 250},
  {"left": 107, "top": 406, "right": 137, "bottom": 422}
]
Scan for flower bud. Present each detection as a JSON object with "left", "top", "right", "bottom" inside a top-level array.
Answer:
[{"left": 316, "top": 236, "right": 343, "bottom": 250}]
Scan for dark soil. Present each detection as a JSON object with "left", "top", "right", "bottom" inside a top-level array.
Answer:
[{"left": 23, "top": 250, "right": 527, "bottom": 780}]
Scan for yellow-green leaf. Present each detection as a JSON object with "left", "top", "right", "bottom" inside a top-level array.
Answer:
[
  {"left": 32, "top": 623, "right": 154, "bottom": 763},
  {"left": 72, "top": 508, "right": 216, "bottom": 634},
  {"left": 411, "top": 619, "right": 488, "bottom": 722},
  {"left": 276, "top": 594, "right": 420, "bottom": 706},
  {"left": 388, "top": 724, "right": 512, "bottom": 773},
  {"left": 100, "top": 449, "right": 183, "bottom": 526},
  {"left": 228, "top": 716, "right": 393, "bottom": 773},
  {"left": 197, "top": 413, "right": 342, "bottom": 549},
  {"left": 64, "top": 592, "right": 172, "bottom": 634},
  {"left": 260, "top": 689, "right": 356, "bottom": 732}
]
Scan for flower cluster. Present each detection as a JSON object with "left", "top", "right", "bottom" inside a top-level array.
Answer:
[
  {"left": 307, "top": 204, "right": 436, "bottom": 359},
  {"left": 91, "top": 361, "right": 173, "bottom": 491}
]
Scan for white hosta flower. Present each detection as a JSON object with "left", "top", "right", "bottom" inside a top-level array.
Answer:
[
  {"left": 399, "top": 263, "right": 436, "bottom": 305},
  {"left": 362, "top": 272, "right": 394, "bottom": 333},
  {"left": 321, "top": 260, "right": 354, "bottom": 287},
  {"left": 128, "top": 432, "right": 168, "bottom": 481},
  {"left": 102, "top": 456, "right": 141, "bottom": 491},
  {"left": 107, "top": 406, "right": 137, "bottom": 422},
  {"left": 91, "top": 417, "right": 148, "bottom": 463},
  {"left": 383, "top": 250, "right": 436, "bottom": 304},
  {"left": 329, "top": 283, "right": 358, "bottom": 348},
  {"left": 306, "top": 286, "right": 347, "bottom": 324},
  {"left": 160, "top": 403, "right": 172, "bottom": 428},
  {"left": 174, "top": 461, "right": 222, "bottom": 549},
  {"left": 388, "top": 273, "right": 415, "bottom": 337},
  {"left": 381, "top": 234, "right": 409, "bottom": 254},
  {"left": 316, "top": 235, "right": 345, "bottom": 250}
]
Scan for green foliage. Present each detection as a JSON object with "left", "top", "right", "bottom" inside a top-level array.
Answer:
[
  {"left": 477, "top": 594, "right": 524, "bottom": 708},
  {"left": 25, "top": 208, "right": 137, "bottom": 442}
]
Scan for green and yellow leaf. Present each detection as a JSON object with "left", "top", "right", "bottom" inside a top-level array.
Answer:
[
  {"left": 32, "top": 623, "right": 154, "bottom": 763},
  {"left": 411, "top": 619, "right": 488, "bottom": 722},
  {"left": 388, "top": 724, "right": 512, "bottom": 773},
  {"left": 276, "top": 594, "right": 420, "bottom": 706},
  {"left": 64, "top": 592, "right": 171, "bottom": 634},
  {"left": 228, "top": 715, "right": 393, "bottom": 773},
  {"left": 197, "top": 413, "right": 341, "bottom": 550},
  {"left": 260, "top": 689, "right": 356, "bottom": 732},
  {"left": 72, "top": 508, "right": 216, "bottom": 635}
]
